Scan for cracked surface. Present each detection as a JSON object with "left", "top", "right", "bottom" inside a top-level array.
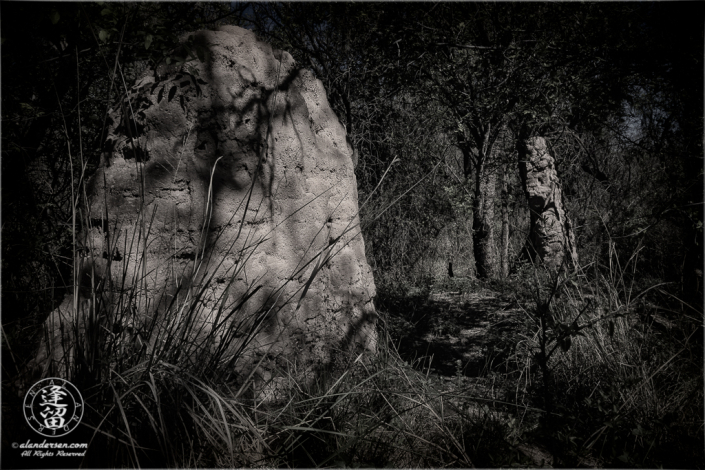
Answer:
[{"left": 36, "top": 26, "right": 376, "bottom": 390}]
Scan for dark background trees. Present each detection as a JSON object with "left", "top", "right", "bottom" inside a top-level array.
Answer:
[
  {"left": 242, "top": 2, "right": 702, "bottom": 292},
  {"left": 3, "top": 0, "right": 701, "bottom": 366},
  {"left": 1, "top": 2, "right": 702, "bottom": 467},
  {"left": 1, "top": 1, "right": 243, "bottom": 330}
]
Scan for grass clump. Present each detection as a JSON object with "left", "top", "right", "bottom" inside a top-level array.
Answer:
[
  {"left": 498, "top": 248, "right": 704, "bottom": 468},
  {"left": 11, "top": 212, "right": 699, "bottom": 469}
]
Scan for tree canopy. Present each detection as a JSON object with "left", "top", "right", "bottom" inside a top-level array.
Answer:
[{"left": 1, "top": 3, "right": 702, "bottom": 468}]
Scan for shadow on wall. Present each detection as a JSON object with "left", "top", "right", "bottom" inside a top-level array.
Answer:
[{"left": 35, "top": 25, "right": 376, "bottom": 395}]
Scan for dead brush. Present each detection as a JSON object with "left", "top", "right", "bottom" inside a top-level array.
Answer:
[{"left": 509, "top": 239, "right": 703, "bottom": 467}]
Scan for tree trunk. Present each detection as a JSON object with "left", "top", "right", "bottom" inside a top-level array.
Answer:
[
  {"left": 517, "top": 136, "right": 579, "bottom": 271},
  {"left": 500, "top": 161, "right": 510, "bottom": 278},
  {"left": 473, "top": 168, "right": 499, "bottom": 278}
]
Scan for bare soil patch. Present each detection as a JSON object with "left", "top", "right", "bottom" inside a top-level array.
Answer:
[{"left": 386, "top": 285, "right": 525, "bottom": 378}]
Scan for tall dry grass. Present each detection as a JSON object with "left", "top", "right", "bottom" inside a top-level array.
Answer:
[{"left": 506, "top": 241, "right": 703, "bottom": 467}]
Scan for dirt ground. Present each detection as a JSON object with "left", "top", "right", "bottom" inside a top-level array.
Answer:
[
  {"left": 386, "top": 285, "right": 526, "bottom": 378},
  {"left": 382, "top": 283, "right": 587, "bottom": 468}
]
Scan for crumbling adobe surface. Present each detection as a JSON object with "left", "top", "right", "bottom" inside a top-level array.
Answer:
[
  {"left": 37, "top": 26, "right": 377, "bottom": 390},
  {"left": 518, "top": 137, "right": 579, "bottom": 271}
]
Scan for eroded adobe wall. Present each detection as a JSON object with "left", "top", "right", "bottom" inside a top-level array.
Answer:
[
  {"left": 37, "top": 26, "right": 376, "bottom": 389},
  {"left": 518, "top": 136, "right": 579, "bottom": 271}
]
